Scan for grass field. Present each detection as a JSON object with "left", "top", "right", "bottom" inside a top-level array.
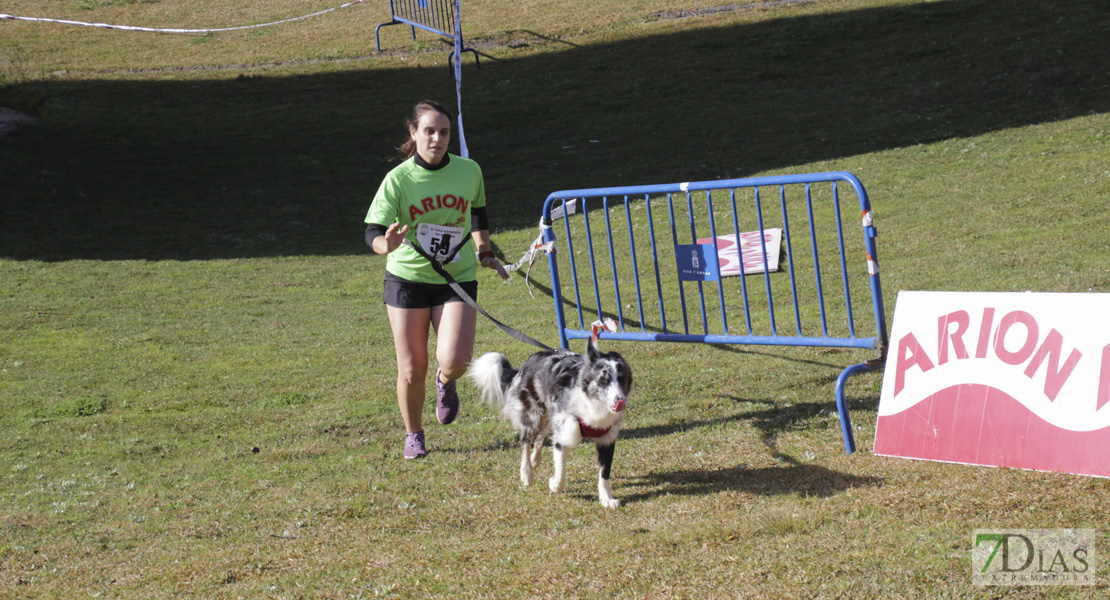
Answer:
[{"left": 2, "top": 0, "right": 1110, "bottom": 597}]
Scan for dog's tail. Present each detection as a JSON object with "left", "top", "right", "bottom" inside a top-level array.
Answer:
[{"left": 467, "top": 352, "right": 517, "bottom": 410}]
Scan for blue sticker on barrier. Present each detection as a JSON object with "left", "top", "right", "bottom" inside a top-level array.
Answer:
[{"left": 676, "top": 243, "right": 720, "bottom": 281}]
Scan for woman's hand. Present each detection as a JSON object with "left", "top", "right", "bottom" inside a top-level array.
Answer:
[
  {"left": 481, "top": 255, "right": 510, "bottom": 280},
  {"left": 380, "top": 223, "right": 409, "bottom": 254}
]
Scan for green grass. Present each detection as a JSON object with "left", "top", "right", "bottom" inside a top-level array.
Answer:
[{"left": 3, "top": 0, "right": 1110, "bottom": 597}]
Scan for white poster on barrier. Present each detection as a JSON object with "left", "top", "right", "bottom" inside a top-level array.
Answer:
[
  {"left": 696, "top": 229, "right": 782, "bottom": 277},
  {"left": 874, "top": 291, "right": 1110, "bottom": 478}
]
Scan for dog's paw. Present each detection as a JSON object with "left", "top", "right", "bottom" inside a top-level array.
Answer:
[
  {"left": 520, "top": 472, "right": 533, "bottom": 487},
  {"left": 600, "top": 497, "right": 622, "bottom": 509},
  {"left": 548, "top": 476, "right": 565, "bottom": 493}
]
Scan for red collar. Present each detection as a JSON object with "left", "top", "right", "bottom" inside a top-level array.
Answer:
[{"left": 578, "top": 417, "right": 611, "bottom": 438}]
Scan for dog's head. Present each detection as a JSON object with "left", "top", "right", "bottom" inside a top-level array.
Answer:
[{"left": 583, "top": 336, "right": 633, "bottom": 414}]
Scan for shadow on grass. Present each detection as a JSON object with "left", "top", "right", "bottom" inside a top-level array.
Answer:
[
  {"left": 617, "top": 461, "right": 882, "bottom": 503},
  {"left": 732, "top": 394, "right": 880, "bottom": 453},
  {"left": 622, "top": 393, "right": 882, "bottom": 502},
  {"left": 610, "top": 393, "right": 883, "bottom": 502},
  {"left": 620, "top": 375, "right": 878, "bottom": 442},
  {"left": 620, "top": 412, "right": 751, "bottom": 441},
  {"left": 2, "top": 0, "right": 1107, "bottom": 261}
]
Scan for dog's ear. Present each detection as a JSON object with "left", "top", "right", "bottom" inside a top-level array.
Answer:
[
  {"left": 616, "top": 358, "right": 633, "bottom": 394},
  {"left": 586, "top": 334, "right": 601, "bottom": 363}
]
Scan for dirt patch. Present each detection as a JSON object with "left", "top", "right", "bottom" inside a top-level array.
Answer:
[{"left": 0, "top": 107, "right": 38, "bottom": 136}]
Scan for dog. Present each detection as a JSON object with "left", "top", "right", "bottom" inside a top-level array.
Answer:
[{"left": 468, "top": 336, "right": 632, "bottom": 508}]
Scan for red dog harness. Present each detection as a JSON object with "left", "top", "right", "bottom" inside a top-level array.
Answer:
[{"left": 578, "top": 418, "right": 611, "bottom": 438}]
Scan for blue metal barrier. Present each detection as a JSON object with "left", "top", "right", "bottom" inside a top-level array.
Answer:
[
  {"left": 375, "top": 0, "right": 479, "bottom": 66},
  {"left": 540, "top": 172, "right": 888, "bottom": 454}
]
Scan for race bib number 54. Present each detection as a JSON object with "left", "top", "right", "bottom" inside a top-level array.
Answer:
[{"left": 416, "top": 223, "right": 465, "bottom": 263}]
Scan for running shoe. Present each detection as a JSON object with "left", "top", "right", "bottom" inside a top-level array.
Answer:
[
  {"left": 403, "top": 431, "right": 427, "bottom": 459},
  {"left": 435, "top": 369, "right": 460, "bottom": 425}
]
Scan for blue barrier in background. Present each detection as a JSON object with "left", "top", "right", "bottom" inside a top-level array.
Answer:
[
  {"left": 540, "top": 172, "right": 889, "bottom": 454},
  {"left": 375, "top": 0, "right": 479, "bottom": 66}
]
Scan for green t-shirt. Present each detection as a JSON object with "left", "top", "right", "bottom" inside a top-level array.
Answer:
[{"left": 365, "top": 155, "right": 486, "bottom": 284}]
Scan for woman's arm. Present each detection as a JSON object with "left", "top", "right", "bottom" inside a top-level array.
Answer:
[
  {"left": 471, "top": 229, "right": 509, "bottom": 280},
  {"left": 368, "top": 222, "right": 409, "bottom": 255}
]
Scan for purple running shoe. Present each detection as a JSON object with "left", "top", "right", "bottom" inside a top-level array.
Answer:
[
  {"left": 435, "top": 370, "right": 459, "bottom": 425},
  {"left": 404, "top": 431, "right": 427, "bottom": 459}
]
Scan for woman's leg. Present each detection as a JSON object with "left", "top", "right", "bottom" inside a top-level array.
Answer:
[
  {"left": 431, "top": 301, "right": 478, "bottom": 383},
  {"left": 386, "top": 305, "right": 432, "bottom": 433}
]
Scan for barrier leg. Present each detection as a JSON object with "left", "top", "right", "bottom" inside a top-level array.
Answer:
[
  {"left": 447, "top": 48, "right": 481, "bottom": 70},
  {"left": 374, "top": 21, "right": 388, "bottom": 51},
  {"left": 833, "top": 362, "right": 880, "bottom": 455},
  {"left": 373, "top": 21, "right": 418, "bottom": 52}
]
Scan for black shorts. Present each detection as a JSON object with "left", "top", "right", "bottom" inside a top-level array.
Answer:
[{"left": 382, "top": 272, "right": 478, "bottom": 309}]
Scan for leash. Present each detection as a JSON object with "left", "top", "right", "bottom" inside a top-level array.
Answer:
[{"left": 404, "top": 240, "right": 558, "bottom": 353}]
